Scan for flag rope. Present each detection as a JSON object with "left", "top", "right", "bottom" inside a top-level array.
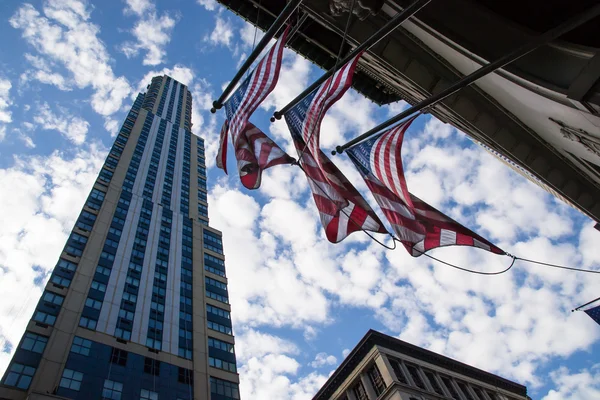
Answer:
[
  {"left": 411, "top": 246, "right": 517, "bottom": 275},
  {"left": 510, "top": 255, "right": 600, "bottom": 274},
  {"left": 295, "top": 0, "right": 356, "bottom": 163}
]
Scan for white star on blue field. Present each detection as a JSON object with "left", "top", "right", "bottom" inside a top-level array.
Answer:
[{"left": 0, "top": 0, "right": 599, "bottom": 398}]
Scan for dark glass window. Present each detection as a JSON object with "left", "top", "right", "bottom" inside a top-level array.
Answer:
[
  {"left": 367, "top": 364, "right": 386, "bottom": 395},
  {"left": 406, "top": 363, "right": 426, "bottom": 389},
  {"left": 389, "top": 358, "right": 408, "bottom": 384},
  {"left": 70, "top": 336, "right": 92, "bottom": 356},
  {"left": 110, "top": 348, "right": 128, "bottom": 366},
  {"left": 178, "top": 367, "right": 193, "bottom": 384},
  {"left": 352, "top": 380, "right": 368, "bottom": 400},
  {"left": 3, "top": 363, "right": 36, "bottom": 389},
  {"left": 20, "top": 332, "right": 48, "bottom": 353},
  {"left": 441, "top": 376, "right": 461, "bottom": 400},
  {"left": 209, "top": 377, "right": 239, "bottom": 399},
  {"left": 143, "top": 357, "right": 160, "bottom": 376},
  {"left": 424, "top": 369, "right": 444, "bottom": 395}
]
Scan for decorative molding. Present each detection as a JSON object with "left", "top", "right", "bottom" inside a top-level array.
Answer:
[{"left": 550, "top": 117, "right": 600, "bottom": 157}]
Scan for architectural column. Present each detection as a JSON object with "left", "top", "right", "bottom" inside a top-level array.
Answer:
[
  {"left": 374, "top": 352, "right": 396, "bottom": 386},
  {"left": 360, "top": 372, "right": 378, "bottom": 400}
]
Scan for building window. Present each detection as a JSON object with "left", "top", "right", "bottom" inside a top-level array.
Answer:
[
  {"left": 2, "top": 363, "right": 36, "bottom": 389},
  {"left": 367, "top": 364, "right": 386, "bottom": 395},
  {"left": 406, "top": 364, "right": 426, "bottom": 390},
  {"left": 208, "top": 337, "right": 235, "bottom": 353},
  {"left": 440, "top": 376, "right": 461, "bottom": 400},
  {"left": 85, "top": 297, "right": 102, "bottom": 310},
  {"left": 20, "top": 332, "right": 48, "bottom": 353},
  {"left": 79, "top": 316, "right": 97, "bottom": 330},
  {"left": 42, "top": 291, "right": 64, "bottom": 306},
  {"left": 71, "top": 336, "right": 92, "bottom": 356},
  {"left": 457, "top": 381, "right": 476, "bottom": 400},
  {"left": 144, "top": 357, "right": 160, "bottom": 376},
  {"left": 59, "top": 369, "right": 83, "bottom": 391},
  {"left": 423, "top": 369, "right": 444, "bottom": 395},
  {"left": 209, "top": 356, "right": 237, "bottom": 373},
  {"left": 140, "top": 389, "right": 158, "bottom": 400},
  {"left": 178, "top": 367, "right": 193, "bottom": 384},
  {"left": 102, "top": 379, "right": 123, "bottom": 400},
  {"left": 51, "top": 275, "right": 71, "bottom": 288},
  {"left": 91, "top": 280, "right": 107, "bottom": 292},
  {"left": 352, "top": 380, "right": 368, "bottom": 400},
  {"left": 388, "top": 358, "right": 408, "bottom": 384},
  {"left": 207, "top": 320, "right": 232, "bottom": 335},
  {"left": 485, "top": 390, "right": 501, "bottom": 400},
  {"left": 472, "top": 387, "right": 487, "bottom": 399},
  {"left": 209, "top": 377, "right": 240, "bottom": 400},
  {"left": 33, "top": 311, "right": 56, "bottom": 326},
  {"left": 110, "top": 348, "right": 128, "bottom": 366}
]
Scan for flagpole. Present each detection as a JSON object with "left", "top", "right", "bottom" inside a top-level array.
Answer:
[
  {"left": 270, "top": 0, "right": 433, "bottom": 122},
  {"left": 334, "top": 3, "right": 600, "bottom": 155},
  {"left": 210, "top": 0, "right": 303, "bottom": 113},
  {"left": 573, "top": 296, "right": 600, "bottom": 312}
]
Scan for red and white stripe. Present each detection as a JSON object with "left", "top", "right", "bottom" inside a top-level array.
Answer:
[
  {"left": 297, "top": 141, "right": 385, "bottom": 243},
  {"left": 301, "top": 52, "right": 363, "bottom": 172},
  {"left": 286, "top": 52, "right": 385, "bottom": 242},
  {"left": 235, "top": 122, "right": 295, "bottom": 189},
  {"left": 217, "top": 26, "right": 291, "bottom": 174},
  {"left": 369, "top": 116, "right": 417, "bottom": 208},
  {"left": 228, "top": 26, "right": 290, "bottom": 149},
  {"left": 349, "top": 118, "right": 504, "bottom": 256}
]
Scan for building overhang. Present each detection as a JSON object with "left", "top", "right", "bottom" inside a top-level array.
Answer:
[{"left": 215, "top": 0, "right": 600, "bottom": 223}]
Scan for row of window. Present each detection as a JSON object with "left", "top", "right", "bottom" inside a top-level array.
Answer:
[{"left": 388, "top": 356, "right": 510, "bottom": 400}]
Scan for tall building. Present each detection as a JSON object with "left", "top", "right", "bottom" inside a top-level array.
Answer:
[
  {"left": 216, "top": 0, "right": 600, "bottom": 224},
  {"left": 314, "top": 329, "right": 528, "bottom": 400},
  {"left": 0, "top": 76, "right": 240, "bottom": 400}
]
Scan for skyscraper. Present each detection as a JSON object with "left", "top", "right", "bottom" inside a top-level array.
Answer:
[{"left": 0, "top": 76, "right": 240, "bottom": 400}]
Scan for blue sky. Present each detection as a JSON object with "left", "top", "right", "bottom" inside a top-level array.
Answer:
[{"left": 0, "top": 0, "right": 599, "bottom": 398}]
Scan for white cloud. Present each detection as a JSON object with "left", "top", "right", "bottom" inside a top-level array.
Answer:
[
  {"left": 197, "top": 0, "right": 218, "bottom": 11},
  {"left": 104, "top": 118, "right": 120, "bottom": 137},
  {"left": 121, "top": 0, "right": 177, "bottom": 66},
  {"left": 542, "top": 366, "right": 600, "bottom": 399},
  {"left": 207, "top": 16, "right": 234, "bottom": 47},
  {"left": 10, "top": 0, "right": 131, "bottom": 116},
  {"left": 0, "top": 78, "right": 13, "bottom": 124},
  {"left": 0, "top": 144, "right": 107, "bottom": 373},
  {"left": 236, "top": 329, "right": 329, "bottom": 399},
  {"left": 20, "top": 54, "right": 71, "bottom": 91},
  {"left": 309, "top": 352, "right": 337, "bottom": 368},
  {"left": 33, "top": 102, "right": 89, "bottom": 145},
  {"left": 124, "top": 0, "right": 152, "bottom": 15}
]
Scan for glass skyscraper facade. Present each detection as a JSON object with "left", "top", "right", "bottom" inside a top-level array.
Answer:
[{"left": 0, "top": 76, "right": 240, "bottom": 400}]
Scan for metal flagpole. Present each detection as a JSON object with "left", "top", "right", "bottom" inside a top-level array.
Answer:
[
  {"left": 573, "top": 296, "right": 600, "bottom": 312},
  {"left": 334, "top": 3, "right": 600, "bottom": 154},
  {"left": 270, "top": 0, "right": 433, "bottom": 121},
  {"left": 210, "top": 0, "right": 303, "bottom": 113}
]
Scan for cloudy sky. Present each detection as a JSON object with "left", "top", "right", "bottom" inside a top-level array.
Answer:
[{"left": 0, "top": 0, "right": 599, "bottom": 398}]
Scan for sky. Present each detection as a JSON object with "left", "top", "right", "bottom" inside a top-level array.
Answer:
[{"left": 0, "top": 0, "right": 599, "bottom": 398}]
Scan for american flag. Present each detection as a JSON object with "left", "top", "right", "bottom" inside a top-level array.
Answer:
[
  {"left": 284, "top": 54, "right": 386, "bottom": 243},
  {"left": 585, "top": 304, "right": 600, "bottom": 326},
  {"left": 347, "top": 117, "right": 504, "bottom": 256},
  {"left": 216, "top": 25, "right": 293, "bottom": 184},
  {"left": 235, "top": 122, "right": 295, "bottom": 189}
]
